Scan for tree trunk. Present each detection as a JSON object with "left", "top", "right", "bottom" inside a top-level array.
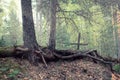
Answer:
[
  {"left": 116, "top": 5, "right": 120, "bottom": 60},
  {"left": 49, "top": 0, "right": 57, "bottom": 50},
  {"left": 21, "top": 0, "right": 38, "bottom": 49},
  {"left": 21, "top": 0, "right": 43, "bottom": 65},
  {"left": 117, "top": 28, "right": 120, "bottom": 60},
  {"left": 36, "top": 0, "right": 43, "bottom": 44},
  {"left": 111, "top": 5, "right": 119, "bottom": 59}
]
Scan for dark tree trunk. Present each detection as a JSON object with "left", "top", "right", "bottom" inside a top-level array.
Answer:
[
  {"left": 21, "top": 0, "right": 41, "bottom": 65},
  {"left": 49, "top": 0, "right": 57, "bottom": 50},
  {"left": 21, "top": 0, "right": 38, "bottom": 49}
]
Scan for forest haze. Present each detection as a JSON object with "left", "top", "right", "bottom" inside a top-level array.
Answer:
[{"left": 0, "top": 0, "right": 120, "bottom": 59}]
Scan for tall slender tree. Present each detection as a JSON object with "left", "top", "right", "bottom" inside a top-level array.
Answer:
[
  {"left": 116, "top": 4, "right": 120, "bottom": 60},
  {"left": 36, "top": 0, "right": 43, "bottom": 44},
  {"left": 48, "top": 0, "right": 57, "bottom": 50}
]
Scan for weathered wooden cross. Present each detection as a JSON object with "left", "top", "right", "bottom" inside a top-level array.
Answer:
[{"left": 63, "top": 33, "right": 88, "bottom": 50}]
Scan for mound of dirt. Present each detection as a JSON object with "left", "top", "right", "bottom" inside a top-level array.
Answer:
[{"left": 0, "top": 58, "right": 119, "bottom": 80}]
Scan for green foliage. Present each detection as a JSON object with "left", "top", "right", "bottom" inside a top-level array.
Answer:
[
  {"left": 0, "top": 67, "right": 9, "bottom": 72},
  {"left": 0, "top": 0, "right": 119, "bottom": 58},
  {"left": 0, "top": 0, "right": 23, "bottom": 46},
  {"left": 0, "top": 67, "right": 20, "bottom": 80},
  {"left": 0, "top": 58, "right": 22, "bottom": 80},
  {"left": 53, "top": 0, "right": 120, "bottom": 55},
  {"left": 0, "top": 36, "right": 6, "bottom": 47},
  {"left": 8, "top": 69, "right": 20, "bottom": 78},
  {"left": 56, "top": 25, "right": 71, "bottom": 49},
  {"left": 113, "top": 64, "right": 120, "bottom": 73}
]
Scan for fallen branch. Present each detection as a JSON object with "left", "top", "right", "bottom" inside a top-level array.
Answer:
[
  {"left": 53, "top": 49, "right": 96, "bottom": 59},
  {"left": 53, "top": 49, "right": 113, "bottom": 71}
]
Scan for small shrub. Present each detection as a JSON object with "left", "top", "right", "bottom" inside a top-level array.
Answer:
[
  {"left": 8, "top": 69, "right": 20, "bottom": 77},
  {"left": 113, "top": 64, "right": 120, "bottom": 73}
]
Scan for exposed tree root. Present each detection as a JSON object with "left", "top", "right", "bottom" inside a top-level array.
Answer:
[
  {"left": 53, "top": 50, "right": 113, "bottom": 71},
  {"left": 0, "top": 46, "right": 119, "bottom": 72}
]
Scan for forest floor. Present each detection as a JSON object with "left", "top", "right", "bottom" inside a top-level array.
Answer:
[{"left": 0, "top": 57, "right": 120, "bottom": 80}]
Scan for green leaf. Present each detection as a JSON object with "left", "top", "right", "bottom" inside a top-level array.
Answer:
[
  {"left": 8, "top": 69, "right": 20, "bottom": 78},
  {"left": 0, "top": 67, "right": 9, "bottom": 72}
]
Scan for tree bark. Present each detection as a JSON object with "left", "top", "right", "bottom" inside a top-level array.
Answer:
[
  {"left": 49, "top": 0, "right": 57, "bottom": 50},
  {"left": 111, "top": 5, "right": 118, "bottom": 58},
  {"left": 21, "top": 0, "right": 38, "bottom": 49},
  {"left": 36, "top": 0, "right": 43, "bottom": 44},
  {"left": 21, "top": 0, "right": 47, "bottom": 65}
]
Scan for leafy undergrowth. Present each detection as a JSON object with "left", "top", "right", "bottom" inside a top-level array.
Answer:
[
  {"left": 0, "top": 58, "right": 120, "bottom": 80},
  {"left": 113, "top": 64, "right": 120, "bottom": 73},
  {"left": 0, "top": 58, "right": 23, "bottom": 80}
]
